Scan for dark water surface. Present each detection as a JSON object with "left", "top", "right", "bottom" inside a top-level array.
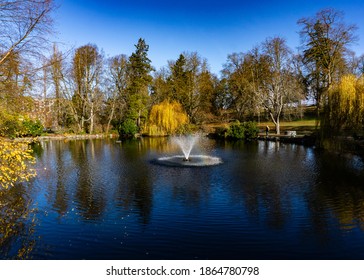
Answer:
[{"left": 1, "top": 137, "right": 364, "bottom": 259}]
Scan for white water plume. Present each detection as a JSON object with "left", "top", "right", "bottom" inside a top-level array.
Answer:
[{"left": 173, "top": 135, "right": 199, "bottom": 160}]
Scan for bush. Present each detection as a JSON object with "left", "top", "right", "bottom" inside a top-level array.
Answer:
[
  {"left": 0, "top": 110, "right": 44, "bottom": 138},
  {"left": 0, "top": 119, "right": 21, "bottom": 139},
  {"left": 0, "top": 112, "right": 21, "bottom": 138},
  {"left": 227, "top": 121, "right": 245, "bottom": 139},
  {"left": 242, "top": 121, "right": 259, "bottom": 140},
  {"left": 22, "top": 120, "right": 43, "bottom": 137},
  {"left": 227, "top": 121, "right": 259, "bottom": 140},
  {"left": 118, "top": 118, "right": 138, "bottom": 138}
]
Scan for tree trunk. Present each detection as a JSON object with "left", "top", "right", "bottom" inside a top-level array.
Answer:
[
  {"left": 137, "top": 110, "right": 141, "bottom": 128},
  {"left": 81, "top": 116, "right": 85, "bottom": 133},
  {"left": 270, "top": 112, "right": 280, "bottom": 135},
  {"left": 106, "top": 102, "right": 116, "bottom": 134},
  {"left": 90, "top": 103, "right": 94, "bottom": 134},
  {"left": 275, "top": 122, "right": 280, "bottom": 135}
]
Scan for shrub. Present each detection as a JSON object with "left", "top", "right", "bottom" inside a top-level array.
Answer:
[
  {"left": 227, "top": 121, "right": 245, "bottom": 139},
  {"left": 0, "top": 110, "right": 44, "bottom": 138},
  {"left": 118, "top": 118, "right": 138, "bottom": 138},
  {"left": 22, "top": 120, "right": 43, "bottom": 137},
  {"left": 242, "top": 121, "right": 259, "bottom": 140},
  {"left": 0, "top": 112, "right": 22, "bottom": 138},
  {"left": 1, "top": 119, "right": 21, "bottom": 139},
  {"left": 227, "top": 121, "right": 259, "bottom": 140}
]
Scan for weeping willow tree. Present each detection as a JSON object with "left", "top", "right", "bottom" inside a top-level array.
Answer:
[
  {"left": 321, "top": 74, "right": 364, "bottom": 148},
  {"left": 148, "top": 100, "right": 188, "bottom": 136}
]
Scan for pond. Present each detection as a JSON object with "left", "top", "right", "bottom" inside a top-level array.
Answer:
[{"left": 1, "top": 137, "right": 364, "bottom": 260}]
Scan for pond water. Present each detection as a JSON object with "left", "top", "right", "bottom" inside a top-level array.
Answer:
[{"left": 1, "top": 137, "right": 364, "bottom": 260}]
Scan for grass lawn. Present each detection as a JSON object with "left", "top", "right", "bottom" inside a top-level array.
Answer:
[
  {"left": 258, "top": 119, "right": 316, "bottom": 132},
  {"left": 202, "top": 118, "right": 319, "bottom": 136},
  {"left": 257, "top": 119, "right": 318, "bottom": 135}
]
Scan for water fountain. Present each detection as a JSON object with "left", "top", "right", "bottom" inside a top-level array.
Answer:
[
  {"left": 155, "top": 135, "right": 222, "bottom": 167},
  {"left": 173, "top": 135, "right": 197, "bottom": 161}
]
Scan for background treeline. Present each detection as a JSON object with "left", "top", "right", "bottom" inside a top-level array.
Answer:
[{"left": 1, "top": 1, "right": 364, "bottom": 140}]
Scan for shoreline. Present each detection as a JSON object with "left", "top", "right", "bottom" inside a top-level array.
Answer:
[
  {"left": 257, "top": 133, "right": 316, "bottom": 146},
  {"left": 258, "top": 133, "right": 364, "bottom": 158},
  {"left": 8, "top": 133, "right": 118, "bottom": 142},
  {"left": 4, "top": 132, "right": 364, "bottom": 159}
]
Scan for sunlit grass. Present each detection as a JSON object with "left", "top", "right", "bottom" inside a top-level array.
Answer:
[{"left": 257, "top": 119, "right": 318, "bottom": 134}]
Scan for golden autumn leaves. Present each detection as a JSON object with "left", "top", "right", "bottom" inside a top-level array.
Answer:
[
  {"left": 148, "top": 100, "right": 188, "bottom": 136},
  {"left": 326, "top": 74, "right": 364, "bottom": 132},
  {"left": 0, "top": 140, "right": 36, "bottom": 189}
]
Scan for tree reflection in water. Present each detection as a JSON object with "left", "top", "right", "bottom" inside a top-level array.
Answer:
[
  {"left": 2, "top": 138, "right": 364, "bottom": 259},
  {"left": 0, "top": 184, "right": 36, "bottom": 259},
  {"left": 115, "top": 139, "right": 153, "bottom": 224}
]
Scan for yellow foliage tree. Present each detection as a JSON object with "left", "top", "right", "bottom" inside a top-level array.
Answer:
[
  {"left": 337, "top": 74, "right": 357, "bottom": 115},
  {"left": 324, "top": 74, "right": 364, "bottom": 136},
  {"left": 0, "top": 140, "right": 36, "bottom": 189},
  {"left": 148, "top": 100, "right": 188, "bottom": 136}
]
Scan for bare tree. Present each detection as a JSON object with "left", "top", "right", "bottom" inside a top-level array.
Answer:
[
  {"left": 0, "top": 0, "right": 54, "bottom": 66},
  {"left": 73, "top": 44, "right": 104, "bottom": 134},
  {"left": 52, "top": 53, "right": 83, "bottom": 132},
  {"left": 106, "top": 54, "right": 129, "bottom": 134},
  {"left": 260, "top": 38, "right": 287, "bottom": 134},
  {"left": 226, "top": 38, "right": 305, "bottom": 134}
]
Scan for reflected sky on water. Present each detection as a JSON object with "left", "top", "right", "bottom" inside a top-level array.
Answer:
[{"left": 1, "top": 137, "right": 364, "bottom": 259}]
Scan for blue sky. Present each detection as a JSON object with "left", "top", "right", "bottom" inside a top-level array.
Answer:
[{"left": 54, "top": 0, "right": 364, "bottom": 75}]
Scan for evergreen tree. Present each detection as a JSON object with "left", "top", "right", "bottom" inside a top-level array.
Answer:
[
  {"left": 125, "top": 38, "right": 154, "bottom": 129},
  {"left": 170, "top": 54, "right": 188, "bottom": 103}
]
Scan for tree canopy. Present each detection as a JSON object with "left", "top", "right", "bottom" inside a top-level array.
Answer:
[
  {"left": 323, "top": 74, "right": 364, "bottom": 137},
  {"left": 0, "top": 6, "right": 363, "bottom": 142},
  {"left": 148, "top": 100, "right": 188, "bottom": 136},
  {"left": 298, "top": 8, "right": 358, "bottom": 118},
  {"left": 1, "top": 5, "right": 364, "bottom": 187}
]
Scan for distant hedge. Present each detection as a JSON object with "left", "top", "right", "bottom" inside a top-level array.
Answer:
[
  {"left": 0, "top": 111, "right": 44, "bottom": 138},
  {"left": 212, "top": 121, "right": 259, "bottom": 141}
]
